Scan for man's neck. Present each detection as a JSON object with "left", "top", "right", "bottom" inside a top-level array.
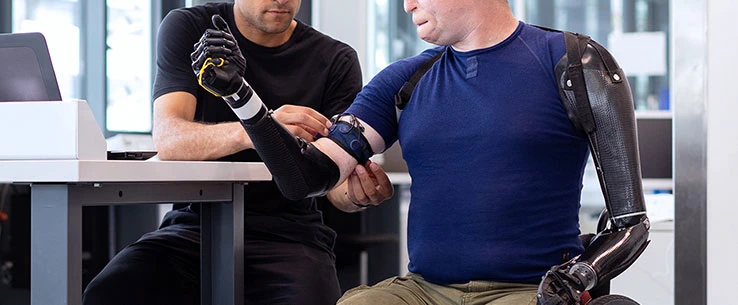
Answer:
[
  {"left": 233, "top": 14, "right": 297, "bottom": 48},
  {"left": 451, "top": 5, "right": 519, "bottom": 52}
]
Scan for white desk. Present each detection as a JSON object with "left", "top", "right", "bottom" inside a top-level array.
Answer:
[{"left": 0, "top": 159, "right": 271, "bottom": 305}]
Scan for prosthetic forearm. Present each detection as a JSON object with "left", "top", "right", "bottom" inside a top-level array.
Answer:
[
  {"left": 224, "top": 83, "right": 341, "bottom": 200},
  {"left": 223, "top": 84, "right": 373, "bottom": 200},
  {"left": 537, "top": 36, "right": 650, "bottom": 305},
  {"left": 191, "top": 15, "right": 374, "bottom": 200}
]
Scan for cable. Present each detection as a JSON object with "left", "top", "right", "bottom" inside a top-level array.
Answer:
[
  {"left": 0, "top": 184, "right": 9, "bottom": 229},
  {"left": 0, "top": 184, "right": 10, "bottom": 261},
  {"left": 197, "top": 57, "right": 225, "bottom": 97},
  {"left": 0, "top": 184, "right": 8, "bottom": 215}
]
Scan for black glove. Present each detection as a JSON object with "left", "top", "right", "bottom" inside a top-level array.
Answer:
[{"left": 191, "top": 14, "right": 247, "bottom": 97}]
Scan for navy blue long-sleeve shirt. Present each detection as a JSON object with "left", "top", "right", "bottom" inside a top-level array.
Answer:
[{"left": 347, "top": 22, "right": 589, "bottom": 285}]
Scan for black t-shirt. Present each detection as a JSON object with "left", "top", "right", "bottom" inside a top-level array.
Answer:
[{"left": 153, "top": 3, "right": 362, "bottom": 253}]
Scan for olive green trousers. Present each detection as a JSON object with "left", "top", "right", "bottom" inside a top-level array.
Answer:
[{"left": 337, "top": 272, "right": 538, "bottom": 305}]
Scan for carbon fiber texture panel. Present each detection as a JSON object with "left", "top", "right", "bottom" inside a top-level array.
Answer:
[
  {"left": 242, "top": 112, "right": 310, "bottom": 200},
  {"left": 556, "top": 41, "right": 646, "bottom": 227}
]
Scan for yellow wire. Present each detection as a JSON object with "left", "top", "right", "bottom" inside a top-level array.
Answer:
[{"left": 198, "top": 57, "right": 225, "bottom": 97}]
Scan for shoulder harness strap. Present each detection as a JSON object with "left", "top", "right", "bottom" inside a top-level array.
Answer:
[
  {"left": 562, "top": 31, "right": 597, "bottom": 133},
  {"left": 393, "top": 49, "right": 445, "bottom": 120},
  {"left": 392, "top": 28, "right": 596, "bottom": 132},
  {"left": 531, "top": 25, "right": 597, "bottom": 133}
]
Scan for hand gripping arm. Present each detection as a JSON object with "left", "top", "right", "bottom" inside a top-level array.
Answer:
[
  {"left": 192, "top": 15, "right": 371, "bottom": 200},
  {"left": 537, "top": 35, "right": 651, "bottom": 305}
]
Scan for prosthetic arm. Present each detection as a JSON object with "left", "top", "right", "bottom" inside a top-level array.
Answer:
[
  {"left": 192, "top": 15, "right": 372, "bottom": 200},
  {"left": 536, "top": 35, "right": 651, "bottom": 305}
]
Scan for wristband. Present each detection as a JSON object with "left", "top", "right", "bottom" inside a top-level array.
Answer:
[
  {"left": 352, "top": 202, "right": 371, "bottom": 209},
  {"left": 326, "top": 114, "right": 374, "bottom": 164},
  {"left": 346, "top": 191, "right": 371, "bottom": 209}
]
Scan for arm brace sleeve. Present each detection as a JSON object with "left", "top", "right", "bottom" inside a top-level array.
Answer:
[
  {"left": 324, "top": 114, "right": 374, "bottom": 165},
  {"left": 224, "top": 83, "right": 340, "bottom": 201},
  {"left": 553, "top": 35, "right": 650, "bottom": 290}
]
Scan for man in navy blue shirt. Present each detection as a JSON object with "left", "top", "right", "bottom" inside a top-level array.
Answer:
[{"left": 192, "top": 0, "right": 651, "bottom": 304}]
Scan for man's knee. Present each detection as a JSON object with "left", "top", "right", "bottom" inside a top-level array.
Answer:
[
  {"left": 82, "top": 271, "right": 125, "bottom": 305},
  {"left": 337, "top": 279, "right": 428, "bottom": 305},
  {"left": 82, "top": 282, "right": 103, "bottom": 305},
  {"left": 83, "top": 241, "right": 197, "bottom": 305},
  {"left": 338, "top": 285, "right": 405, "bottom": 305}
]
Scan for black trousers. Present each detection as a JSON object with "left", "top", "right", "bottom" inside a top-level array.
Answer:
[{"left": 81, "top": 224, "right": 342, "bottom": 305}]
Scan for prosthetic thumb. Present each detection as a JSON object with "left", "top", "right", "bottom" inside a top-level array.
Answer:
[{"left": 212, "top": 14, "right": 232, "bottom": 35}]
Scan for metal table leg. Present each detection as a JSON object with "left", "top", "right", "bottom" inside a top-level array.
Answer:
[
  {"left": 201, "top": 183, "right": 244, "bottom": 305},
  {"left": 31, "top": 184, "right": 82, "bottom": 305}
]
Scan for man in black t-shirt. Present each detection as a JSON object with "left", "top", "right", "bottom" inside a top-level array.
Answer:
[{"left": 82, "top": 1, "right": 394, "bottom": 305}]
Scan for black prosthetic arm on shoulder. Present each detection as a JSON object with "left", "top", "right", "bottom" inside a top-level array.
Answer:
[
  {"left": 557, "top": 36, "right": 647, "bottom": 228},
  {"left": 537, "top": 34, "right": 650, "bottom": 305}
]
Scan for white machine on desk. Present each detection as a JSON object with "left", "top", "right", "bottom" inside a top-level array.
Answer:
[
  {"left": 0, "top": 100, "right": 107, "bottom": 161},
  {"left": 0, "top": 32, "right": 107, "bottom": 161}
]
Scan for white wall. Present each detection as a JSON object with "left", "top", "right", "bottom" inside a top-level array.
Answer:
[
  {"left": 706, "top": 0, "right": 738, "bottom": 303},
  {"left": 312, "top": 0, "right": 371, "bottom": 83}
]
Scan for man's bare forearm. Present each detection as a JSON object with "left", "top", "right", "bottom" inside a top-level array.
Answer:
[
  {"left": 326, "top": 182, "right": 365, "bottom": 213},
  {"left": 153, "top": 118, "right": 253, "bottom": 161}
]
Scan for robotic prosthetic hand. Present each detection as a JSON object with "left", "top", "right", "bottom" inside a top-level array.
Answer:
[
  {"left": 536, "top": 36, "right": 651, "bottom": 305},
  {"left": 192, "top": 15, "right": 372, "bottom": 200},
  {"left": 192, "top": 15, "right": 248, "bottom": 102}
]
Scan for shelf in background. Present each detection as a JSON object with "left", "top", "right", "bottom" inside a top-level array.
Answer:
[
  {"left": 636, "top": 110, "right": 672, "bottom": 119},
  {"left": 643, "top": 178, "right": 673, "bottom": 192}
]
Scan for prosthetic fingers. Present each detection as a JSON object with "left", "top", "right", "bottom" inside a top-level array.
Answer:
[
  {"left": 191, "top": 15, "right": 248, "bottom": 100},
  {"left": 192, "top": 15, "right": 372, "bottom": 200},
  {"left": 536, "top": 36, "right": 650, "bottom": 305}
]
